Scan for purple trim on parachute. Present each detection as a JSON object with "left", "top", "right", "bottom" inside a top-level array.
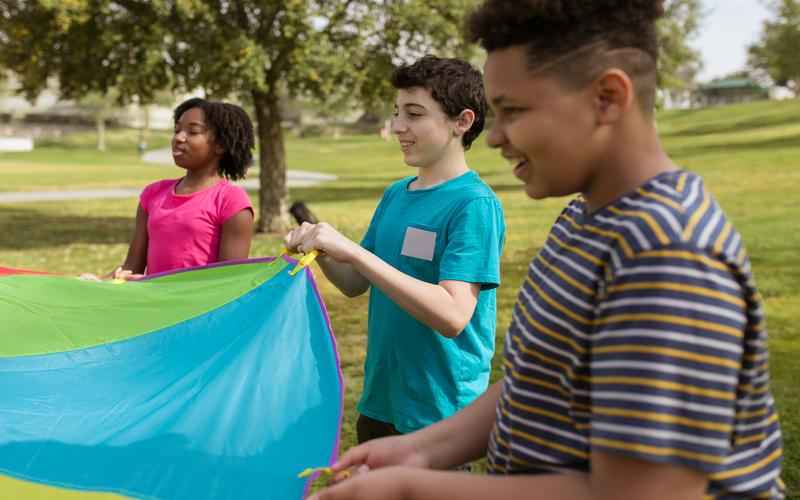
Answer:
[
  {"left": 304, "top": 262, "right": 346, "bottom": 497},
  {"left": 137, "top": 256, "right": 280, "bottom": 281}
]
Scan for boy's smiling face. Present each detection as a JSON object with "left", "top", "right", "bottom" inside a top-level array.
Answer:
[
  {"left": 391, "top": 87, "right": 458, "bottom": 169},
  {"left": 483, "top": 45, "right": 601, "bottom": 200}
]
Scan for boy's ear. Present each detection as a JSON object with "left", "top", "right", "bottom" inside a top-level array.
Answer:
[
  {"left": 454, "top": 109, "right": 476, "bottom": 136},
  {"left": 592, "top": 69, "right": 635, "bottom": 125}
]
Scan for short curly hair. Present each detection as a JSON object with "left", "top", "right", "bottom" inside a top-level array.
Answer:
[
  {"left": 391, "top": 55, "right": 487, "bottom": 150},
  {"left": 466, "top": 0, "right": 665, "bottom": 114},
  {"left": 173, "top": 97, "right": 255, "bottom": 181}
]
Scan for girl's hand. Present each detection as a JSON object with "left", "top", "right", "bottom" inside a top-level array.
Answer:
[
  {"left": 110, "top": 267, "right": 145, "bottom": 281},
  {"left": 307, "top": 466, "right": 412, "bottom": 500},
  {"left": 284, "top": 222, "right": 360, "bottom": 263}
]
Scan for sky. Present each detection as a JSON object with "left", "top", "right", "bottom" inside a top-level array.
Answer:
[{"left": 692, "top": 0, "right": 772, "bottom": 81}]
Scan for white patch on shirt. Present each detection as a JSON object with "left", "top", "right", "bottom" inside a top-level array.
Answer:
[{"left": 401, "top": 227, "right": 436, "bottom": 261}]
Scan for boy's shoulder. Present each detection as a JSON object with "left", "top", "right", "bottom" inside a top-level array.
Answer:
[
  {"left": 573, "top": 170, "right": 742, "bottom": 265},
  {"left": 385, "top": 171, "right": 499, "bottom": 199}
]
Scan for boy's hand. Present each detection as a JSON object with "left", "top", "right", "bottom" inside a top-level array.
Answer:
[
  {"left": 308, "top": 466, "right": 412, "bottom": 500},
  {"left": 329, "top": 434, "right": 429, "bottom": 483},
  {"left": 284, "top": 222, "right": 360, "bottom": 263}
]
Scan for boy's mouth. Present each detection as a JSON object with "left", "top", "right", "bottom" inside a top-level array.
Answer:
[{"left": 508, "top": 157, "right": 529, "bottom": 180}]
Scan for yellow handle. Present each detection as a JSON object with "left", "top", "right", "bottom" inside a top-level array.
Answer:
[
  {"left": 283, "top": 248, "right": 320, "bottom": 276},
  {"left": 297, "top": 466, "right": 332, "bottom": 478}
]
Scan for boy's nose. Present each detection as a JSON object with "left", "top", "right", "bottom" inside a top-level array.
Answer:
[
  {"left": 390, "top": 117, "right": 406, "bottom": 133},
  {"left": 486, "top": 124, "right": 505, "bottom": 149}
]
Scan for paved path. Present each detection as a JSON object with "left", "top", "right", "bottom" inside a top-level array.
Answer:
[{"left": 0, "top": 148, "right": 337, "bottom": 204}]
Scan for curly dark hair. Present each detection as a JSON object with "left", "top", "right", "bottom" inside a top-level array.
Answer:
[
  {"left": 391, "top": 55, "right": 487, "bottom": 150},
  {"left": 173, "top": 97, "right": 255, "bottom": 181},
  {"left": 466, "top": 0, "right": 665, "bottom": 114}
]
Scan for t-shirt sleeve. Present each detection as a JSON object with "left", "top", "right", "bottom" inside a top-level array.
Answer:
[
  {"left": 438, "top": 196, "right": 505, "bottom": 289},
  {"left": 218, "top": 185, "right": 253, "bottom": 223},
  {"left": 139, "top": 180, "right": 166, "bottom": 214},
  {"left": 360, "top": 187, "right": 393, "bottom": 253},
  {"left": 589, "top": 245, "right": 746, "bottom": 474}
]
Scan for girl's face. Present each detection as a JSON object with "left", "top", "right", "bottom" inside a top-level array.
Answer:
[
  {"left": 172, "top": 107, "right": 223, "bottom": 171},
  {"left": 390, "top": 87, "right": 459, "bottom": 169}
]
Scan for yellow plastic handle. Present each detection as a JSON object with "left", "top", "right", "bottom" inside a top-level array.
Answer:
[
  {"left": 282, "top": 248, "right": 320, "bottom": 276},
  {"left": 297, "top": 466, "right": 332, "bottom": 479}
]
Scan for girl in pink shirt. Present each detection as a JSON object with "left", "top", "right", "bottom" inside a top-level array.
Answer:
[{"left": 113, "top": 98, "right": 255, "bottom": 279}]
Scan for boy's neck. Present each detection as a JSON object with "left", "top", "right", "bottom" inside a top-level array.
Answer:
[
  {"left": 583, "top": 120, "right": 678, "bottom": 213},
  {"left": 410, "top": 148, "right": 470, "bottom": 190}
]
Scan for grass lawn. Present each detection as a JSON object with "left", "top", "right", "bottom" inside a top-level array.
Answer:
[{"left": 1, "top": 98, "right": 798, "bottom": 493}]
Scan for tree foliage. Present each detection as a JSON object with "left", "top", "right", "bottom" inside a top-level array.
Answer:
[
  {"left": 657, "top": 0, "right": 704, "bottom": 91},
  {"left": 0, "top": 0, "right": 477, "bottom": 232},
  {"left": 748, "top": 0, "right": 800, "bottom": 93}
]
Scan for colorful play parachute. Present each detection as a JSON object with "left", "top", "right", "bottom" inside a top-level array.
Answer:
[{"left": 0, "top": 257, "right": 343, "bottom": 499}]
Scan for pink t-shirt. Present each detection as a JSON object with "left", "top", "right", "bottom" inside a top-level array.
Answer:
[{"left": 140, "top": 178, "right": 253, "bottom": 275}]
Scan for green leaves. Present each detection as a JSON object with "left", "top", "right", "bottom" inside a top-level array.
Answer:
[
  {"left": 748, "top": 0, "right": 800, "bottom": 91},
  {"left": 656, "top": 0, "right": 704, "bottom": 91}
]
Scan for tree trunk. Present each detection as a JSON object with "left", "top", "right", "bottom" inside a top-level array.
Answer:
[
  {"left": 96, "top": 111, "right": 106, "bottom": 152},
  {"left": 138, "top": 105, "right": 150, "bottom": 155},
  {"left": 252, "top": 89, "right": 290, "bottom": 233}
]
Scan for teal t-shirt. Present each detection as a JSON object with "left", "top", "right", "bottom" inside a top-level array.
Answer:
[{"left": 358, "top": 170, "right": 506, "bottom": 432}]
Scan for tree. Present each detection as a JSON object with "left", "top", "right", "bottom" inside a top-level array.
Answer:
[
  {"left": 165, "top": 0, "right": 477, "bottom": 232},
  {"left": 77, "top": 90, "right": 119, "bottom": 152},
  {"left": 0, "top": 1, "right": 172, "bottom": 105},
  {"left": 657, "top": 0, "right": 704, "bottom": 92},
  {"left": 748, "top": 0, "right": 800, "bottom": 94},
  {"left": 0, "top": 1, "right": 477, "bottom": 232}
]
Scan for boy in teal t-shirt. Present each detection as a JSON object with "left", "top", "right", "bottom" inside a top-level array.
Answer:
[{"left": 285, "top": 55, "right": 505, "bottom": 440}]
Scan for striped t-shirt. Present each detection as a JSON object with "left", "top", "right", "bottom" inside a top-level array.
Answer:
[{"left": 487, "top": 170, "right": 784, "bottom": 499}]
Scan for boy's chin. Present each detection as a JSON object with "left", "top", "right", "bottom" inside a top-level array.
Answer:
[
  {"left": 524, "top": 183, "right": 550, "bottom": 200},
  {"left": 402, "top": 157, "right": 425, "bottom": 168}
]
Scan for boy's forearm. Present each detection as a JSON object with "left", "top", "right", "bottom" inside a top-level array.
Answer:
[
  {"left": 411, "top": 381, "right": 502, "bottom": 469},
  {"left": 401, "top": 469, "right": 593, "bottom": 500},
  {"left": 317, "top": 254, "right": 370, "bottom": 297},
  {"left": 348, "top": 246, "right": 475, "bottom": 337}
]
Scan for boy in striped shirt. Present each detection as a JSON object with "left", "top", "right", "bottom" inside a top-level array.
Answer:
[{"left": 308, "top": 1, "right": 784, "bottom": 499}]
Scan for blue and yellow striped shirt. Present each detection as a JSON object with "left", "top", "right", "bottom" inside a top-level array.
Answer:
[{"left": 487, "top": 170, "right": 784, "bottom": 499}]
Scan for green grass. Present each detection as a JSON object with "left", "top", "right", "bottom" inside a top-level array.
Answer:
[{"left": 1, "top": 98, "right": 799, "bottom": 493}]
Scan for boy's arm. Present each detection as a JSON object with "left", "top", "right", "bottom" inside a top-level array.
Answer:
[
  {"left": 286, "top": 222, "right": 371, "bottom": 297},
  {"left": 315, "top": 254, "right": 371, "bottom": 298},
  {"left": 311, "top": 450, "right": 708, "bottom": 500},
  {"left": 350, "top": 246, "right": 480, "bottom": 337},
  {"left": 330, "top": 380, "right": 503, "bottom": 476},
  {"left": 286, "top": 222, "right": 480, "bottom": 336}
]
